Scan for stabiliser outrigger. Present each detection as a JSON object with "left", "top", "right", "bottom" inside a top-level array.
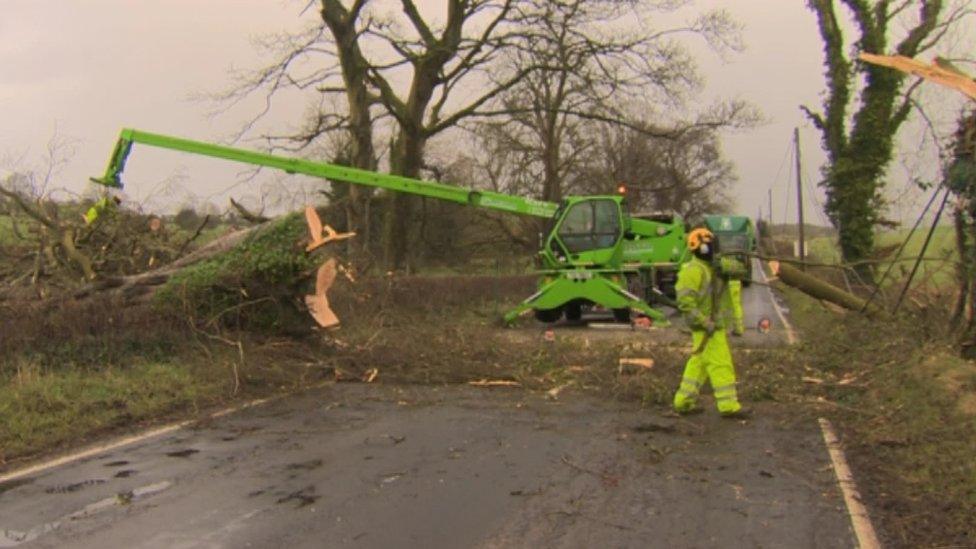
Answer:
[{"left": 93, "top": 129, "right": 689, "bottom": 326}]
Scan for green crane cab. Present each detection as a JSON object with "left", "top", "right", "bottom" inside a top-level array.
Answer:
[
  {"left": 93, "top": 129, "right": 686, "bottom": 326},
  {"left": 528, "top": 198, "right": 686, "bottom": 323},
  {"left": 703, "top": 214, "right": 756, "bottom": 286}
]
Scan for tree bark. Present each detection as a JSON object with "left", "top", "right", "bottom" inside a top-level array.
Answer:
[
  {"left": 378, "top": 0, "right": 466, "bottom": 270},
  {"left": 321, "top": 0, "right": 377, "bottom": 263},
  {"left": 774, "top": 261, "right": 882, "bottom": 315},
  {"left": 385, "top": 131, "right": 427, "bottom": 271},
  {"left": 805, "top": 1, "right": 946, "bottom": 275}
]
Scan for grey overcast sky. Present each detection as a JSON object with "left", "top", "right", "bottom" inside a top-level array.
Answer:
[{"left": 0, "top": 1, "right": 968, "bottom": 223}]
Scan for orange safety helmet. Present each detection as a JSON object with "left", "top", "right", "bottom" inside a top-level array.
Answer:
[{"left": 686, "top": 227, "right": 714, "bottom": 252}]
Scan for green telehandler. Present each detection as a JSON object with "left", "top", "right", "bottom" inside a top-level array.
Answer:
[{"left": 92, "top": 129, "right": 689, "bottom": 325}]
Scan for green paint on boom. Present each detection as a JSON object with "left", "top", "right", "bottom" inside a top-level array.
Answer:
[{"left": 94, "top": 128, "right": 692, "bottom": 326}]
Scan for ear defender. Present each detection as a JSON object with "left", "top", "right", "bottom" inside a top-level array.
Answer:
[{"left": 686, "top": 227, "right": 714, "bottom": 253}]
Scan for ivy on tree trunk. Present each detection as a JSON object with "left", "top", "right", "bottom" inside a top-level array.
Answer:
[
  {"left": 949, "top": 109, "right": 976, "bottom": 351},
  {"left": 804, "top": 0, "right": 945, "bottom": 275}
]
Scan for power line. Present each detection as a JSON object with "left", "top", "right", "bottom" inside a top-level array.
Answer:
[
  {"left": 894, "top": 187, "right": 952, "bottom": 313},
  {"left": 767, "top": 139, "right": 793, "bottom": 227},
  {"left": 802, "top": 164, "right": 830, "bottom": 227},
  {"left": 861, "top": 182, "right": 944, "bottom": 312}
]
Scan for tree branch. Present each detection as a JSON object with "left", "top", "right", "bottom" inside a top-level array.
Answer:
[
  {"left": 400, "top": 0, "right": 438, "bottom": 46},
  {"left": 800, "top": 105, "right": 828, "bottom": 133},
  {"left": 807, "top": 0, "right": 852, "bottom": 160},
  {"left": 896, "top": 0, "right": 943, "bottom": 56}
]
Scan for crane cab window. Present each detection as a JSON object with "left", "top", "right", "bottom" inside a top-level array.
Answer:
[{"left": 557, "top": 199, "right": 621, "bottom": 253}]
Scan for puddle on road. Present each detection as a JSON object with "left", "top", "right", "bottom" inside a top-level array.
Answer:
[
  {"left": 276, "top": 485, "right": 319, "bottom": 508},
  {"left": 44, "top": 480, "right": 106, "bottom": 494},
  {"left": 113, "top": 470, "right": 137, "bottom": 479},
  {"left": 102, "top": 461, "right": 129, "bottom": 467},
  {"left": 165, "top": 449, "right": 199, "bottom": 458},
  {"left": 0, "top": 481, "right": 172, "bottom": 548},
  {"left": 286, "top": 459, "right": 323, "bottom": 471}
]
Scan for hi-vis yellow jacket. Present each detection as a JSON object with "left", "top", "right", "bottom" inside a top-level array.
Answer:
[{"left": 675, "top": 256, "right": 729, "bottom": 330}]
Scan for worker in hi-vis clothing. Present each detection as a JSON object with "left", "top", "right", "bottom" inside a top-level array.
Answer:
[
  {"left": 83, "top": 194, "right": 121, "bottom": 225},
  {"left": 673, "top": 228, "right": 747, "bottom": 418},
  {"left": 727, "top": 277, "right": 745, "bottom": 336}
]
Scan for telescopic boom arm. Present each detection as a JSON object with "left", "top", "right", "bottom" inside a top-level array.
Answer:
[{"left": 93, "top": 128, "right": 559, "bottom": 219}]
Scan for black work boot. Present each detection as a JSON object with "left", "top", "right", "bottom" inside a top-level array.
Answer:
[
  {"left": 720, "top": 406, "right": 752, "bottom": 420},
  {"left": 663, "top": 407, "right": 703, "bottom": 418}
]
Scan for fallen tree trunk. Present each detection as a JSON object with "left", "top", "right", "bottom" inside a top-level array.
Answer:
[
  {"left": 34, "top": 210, "right": 340, "bottom": 335},
  {"left": 769, "top": 261, "right": 883, "bottom": 315}
]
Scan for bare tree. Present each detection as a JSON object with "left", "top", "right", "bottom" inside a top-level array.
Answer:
[
  {"left": 803, "top": 0, "right": 974, "bottom": 272},
  {"left": 579, "top": 124, "right": 736, "bottom": 220},
  {"left": 0, "top": 136, "right": 96, "bottom": 285},
  {"left": 468, "top": 0, "right": 752, "bottom": 218},
  {"left": 320, "top": 1, "right": 378, "bottom": 262},
  {"left": 224, "top": 1, "right": 547, "bottom": 270},
  {"left": 354, "top": 1, "right": 545, "bottom": 270},
  {"left": 223, "top": 1, "right": 754, "bottom": 269},
  {"left": 218, "top": 4, "right": 378, "bottom": 261},
  {"left": 0, "top": 178, "right": 96, "bottom": 283}
]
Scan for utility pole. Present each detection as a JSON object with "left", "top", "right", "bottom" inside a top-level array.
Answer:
[
  {"left": 767, "top": 188, "right": 773, "bottom": 228},
  {"left": 794, "top": 127, "right": 806, "bottom": 269}
]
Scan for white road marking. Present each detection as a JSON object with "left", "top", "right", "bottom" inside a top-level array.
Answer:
[
  {"left": 0, "top": 481, "right": 173, "bottom": 547},
  {"left": 0, "top": 394, "right": 281, "bottom": 485},
  {"left": 754, "top": 258, "right": 797, "bottom": 344},
  {"left": 0, "top": 423, "right": 191, "bottom": 485},
  {"left": 818, "top": 418, "right": 882, "bottom": 549}
]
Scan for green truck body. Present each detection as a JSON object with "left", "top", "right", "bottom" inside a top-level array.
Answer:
[{"left": 703, "top": 214, "right": 757, "bottom": 285}]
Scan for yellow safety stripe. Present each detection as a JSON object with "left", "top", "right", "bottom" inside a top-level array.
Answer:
[{"left": 714, "top": 383, "right": 738, "bottom": 402}]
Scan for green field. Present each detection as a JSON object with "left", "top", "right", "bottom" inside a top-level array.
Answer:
[{"left": 804, "top": 224, "right": 957, "bottom": 289}]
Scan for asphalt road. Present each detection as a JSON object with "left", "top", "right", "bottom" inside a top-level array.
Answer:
[
  {"left": 1, "top": 385, "right": 854, "bottom": 549},
  {"left": 0, "top": 268, "right": 853, "bottom": 548}
]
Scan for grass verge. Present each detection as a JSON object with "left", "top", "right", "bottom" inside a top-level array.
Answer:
[
  {"left": 0, "top": 360, "right": 223, "bottom": 463},
  {"left": 778, "top": 285, "right": 975, "bottom": 548}
]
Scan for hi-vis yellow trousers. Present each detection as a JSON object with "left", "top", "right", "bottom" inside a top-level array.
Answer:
[
  {"left": 728, "top": 279, "right": 745, "bottom": 334},
  {"left": 673, "top": 330, "right": 741, "bottom": 414}
]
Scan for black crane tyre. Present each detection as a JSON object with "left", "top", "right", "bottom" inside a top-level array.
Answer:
[
  {"left": 564, "top": 301, "right": 583, "bottom": 322},
  {"left": 534, "top": 307, "right": 563, "bottom": 323},
  {"left": 659, "top": 282, "right": 677, "bottom": 301},
  {"left": 612, "top": 308, "right": 631, "bottom": 322}
]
